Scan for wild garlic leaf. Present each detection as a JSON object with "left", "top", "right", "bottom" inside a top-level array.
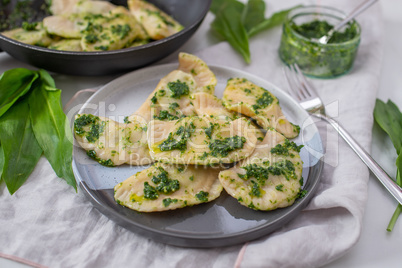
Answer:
[
  {"left": 0, "top": 144, "right": 4, "bottom": 184},
  {"left": 0, "top": 68, "right": 38, "bottom": 117},
  {"left": 210, "top": 0, "right": 244, "bottom": 15},
  {"left": 29, "top": 71, "right": 77, "bottom": 191},
  {"left": 397, "top": 152, "right": 402, "bottom": 185},
  {"left": 374, "top": 99, "right": 402, "bottom": 154},
  {"left": 0, "top": 97, "right": 43, "bottom": 195},
  {"left": 211, "top": 5, "right": 250, "bottom": 63},
  {"left": 242, "top": 0, "right": 266, "bottom": 34},
  {"left": 247, "top": 6, "right": 298, "bottom": 37}
]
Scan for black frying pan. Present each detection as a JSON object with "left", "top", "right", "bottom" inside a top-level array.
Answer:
[{"left": 0, "top": 0, "right": 212, "bottom": 76}]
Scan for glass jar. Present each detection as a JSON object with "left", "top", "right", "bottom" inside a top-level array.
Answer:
[{"left": 279, "top": 5, "right": 361, "bottom": 78}]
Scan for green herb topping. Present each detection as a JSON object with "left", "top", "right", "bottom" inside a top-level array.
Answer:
[
  {"left": 159, "top": 122, "right": 196, "bottom": 152},
  {"left": 292, "top": 20, "right": 357, "bottom": 44},
  {"left": 168, "top": 80, "right": 189, "bottom": 99},
  {"left": 204, "top": 122, "right": 215, "bottom": 139},
  {"left": 74, "top": 114, "right": 105, "bottom": 143},
  {"left": 150, "top": 167, "right": 180, "bottom": 194},
  {"left": 144, "top": 182, "right": 158, "bottom": 200},
  {"left": 239, "top": 160, "right": 297, "bottom": 184},
  {"left": 209, "top": 135, "right": 246, "bottom": 157},
  {"left": 250, "top": 180, "right": 262, "bottom": 197},
  {"left": 275, "top": 184, "right": 284, "bottom": 191},
  {"left": 153, "top": 110, "right": 180, "bottom": 121},
  {"left": 270, "top": 139, "right": 303, "bottom": 156},
  {"left": 21, "top": 21, "right": 38, "bottom": 31},
  {"left": 252, "top": 91, "right": 274, "bottom": 111},
  {"left": 195, "top": 191, "right": 209, "bottom": 202},
  {"left": 87, "top": 150, "right": 114, "bottom": 167},
  {"left": 163, "top": 198, "right": 178, "bottom": 207}
]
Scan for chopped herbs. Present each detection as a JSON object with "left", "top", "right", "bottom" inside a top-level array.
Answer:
[
  {"left": 195, "top": 191, "right": 209, "bottom": 202},
  {"left": 153, "top": 110, "right": 180, "bottom": 121},
  {"left": 252, "top": 91, "right": 274, "bottom": 111},
  {"left": 74, "top": 114, "right": 105, "bottom": 143},
  {"left": 250, "top": 180, "right": 262, "bottom": 197},
  {"left": 85, "top": 33, "right": 99, "bottom": 44},
  {"left": 151, "top": 93, "right": 158, "bottom": 104},
  {"left": 21, "top": 21, "right": 37, "bottom": 31},
  {"left": 111, "top": 24, "right": 131, "bottom": 40},
  {"left": 275, "top": 184, "right": 284, "bottom": 191},
  {"left": 168, "top": 80, "right": 189, "bottom": 99},
  {"left": 144, "top": 182, "right": 158, "bottom": 200},
  {"left": 159, "top": 122, "right": 195, "bottom": 152},
  {"left": 205, "top": 123, "right": 214, "bottom": 139},
  {"left": 87, "top": 150, "right": 114, "bottom": 167},
  {"left": 169, "top": 102, "right": 180, "bottom": 110},
  {"left": 163, "top": 198, "right": 178, "bottom": 207},
  {"left": 268, "top": 160, "right": 297, "bottom": 180},
  {"left": 74, "top": 114, "right": 98, "bottom": 135},
  {"left": 292, "top": 20, "right": 357, "bottom": 44},
  {"left": 209, "top": 135, "right": 246, "bottom": 157},
  {"left": 239, "top": 163, "right": 269, "bottom": 185},
  {"left": 271, "top": 139, "right": 303, "bottom": 156},
  {"left": 240, "top": 160, "right": 297, "bottom": 184},
  {"left": 296, "top": 189, "right": 307, "bottom": 199},
  {"left": 144, "top": 167, "right": 180, "bottom": 199}
]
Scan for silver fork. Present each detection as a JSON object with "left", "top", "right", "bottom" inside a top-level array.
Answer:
[{"left": 284, "top": 64, "right": 402, "bottom": 205}]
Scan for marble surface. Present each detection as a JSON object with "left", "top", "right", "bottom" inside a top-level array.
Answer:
[{"left": 0, "top": 0, "right": 401, "bottom": 267}]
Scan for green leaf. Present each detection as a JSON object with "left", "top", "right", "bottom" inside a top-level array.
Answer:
[
  {"left": 373, "top": 99, "right": 402, "bottom": 154},
  {"left": 29, "top": 71, "right": 77, "bottom": 191},
  {"left": 0, "top": 97, "right": 43, "bottom": 195},
  {"left": 211, "top": 5, "right": 251, "bottom": 63},
  {"left": 0, "top": 68, "right": 38, "bottom": 118},
  {"left": 38, "top": 69, "right": 56, "bottom": 88},
  {"left": 210, "top": 0, "right": 244, "bottom": 15},
  {"left": 248, "top": 6, "right": 300, "bottom": 37},
  {"left": 242, "top": 0, "right": 266, "bottom": 34},
  {"left": 387, "top": 204, "right": 402, "bottom": 232},
  {"left": 396, "top": 152, "right": 402, "bottom": 186},
  {"left": 0, "top": 143, "right": 4, "bottom": 183}
]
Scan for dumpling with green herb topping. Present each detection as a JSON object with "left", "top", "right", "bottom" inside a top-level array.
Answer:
[
  {"left": 178, "top": 52, "right": 217, "bottom": 93},
  {"left": 74, "top": 114, "right": 152, "bottom": 166},
  {"left": 192, "top": 92, "right": 235, "bottom": 120},
  {"left": 80, "top": 7, "right": 147, "bottom": 51},
  {"left": 148, "top": 116, "right": 258, "bottom": 165},
  {"left": 222, "top": 78, "right": 300, "bottom": 139},
  {"left": 114, "top": 163, "right": 222, "bottom": 212},
  {"left": 48, "top": 39, "right": 82, "bottom": 51},
  {"left": 2, "top": 22, "right": 53, "bottom": 47},
  {"left": 128, "top": 0, "right": 183, "bottom": 40},
  {"left": 134, "top": 53, "right": 217, "bottom": 122},
  {"left": 218, "top": 129, "right": 303, "bottom": 211}
]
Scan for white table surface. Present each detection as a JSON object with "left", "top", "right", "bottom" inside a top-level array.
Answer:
[{"left": 1, "top": 0, "right": 401, "bottom": 267}]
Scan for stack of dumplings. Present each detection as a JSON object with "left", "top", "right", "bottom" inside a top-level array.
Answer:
[{"left": 74, "top": 53, "right": 304, "bottom": 212}]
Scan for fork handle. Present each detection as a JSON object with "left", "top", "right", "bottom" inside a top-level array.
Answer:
[{"left": 313, "top": 113, "right": 402, "bottom": 205}]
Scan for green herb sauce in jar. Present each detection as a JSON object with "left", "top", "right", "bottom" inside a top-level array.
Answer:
[{"left": 279, "top": 6, "right": 361, "bottom": 78}]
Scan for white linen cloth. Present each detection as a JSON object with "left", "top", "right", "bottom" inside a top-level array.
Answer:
[{"left": 0, "top": 0, "right": 383, "bottom": 267}]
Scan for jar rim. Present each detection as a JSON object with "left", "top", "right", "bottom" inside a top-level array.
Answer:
[{"left": 285, "top": 5, "right": 361, "bottom": 46}]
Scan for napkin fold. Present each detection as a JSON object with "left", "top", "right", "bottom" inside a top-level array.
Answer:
[{"left": 0, "top": 0, "right": 383, "bottom": 267}]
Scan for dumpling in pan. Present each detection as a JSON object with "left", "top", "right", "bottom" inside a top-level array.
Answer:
[{"left": 128, "top": 0, "right": 183, "bottom": 40}]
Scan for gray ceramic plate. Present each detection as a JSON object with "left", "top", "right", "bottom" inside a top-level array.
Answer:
[{"left": 72, "top": 64, "right": 324, "bottom": 247}]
